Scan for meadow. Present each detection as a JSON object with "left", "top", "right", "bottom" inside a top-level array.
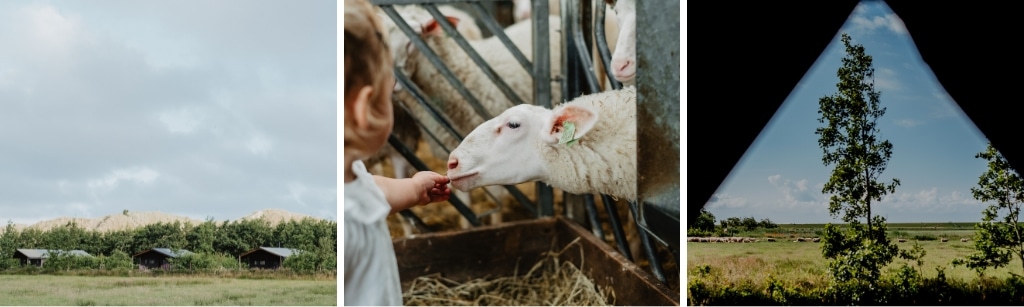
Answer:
[
  {"left": 687, "top": 223, "right": 1024, "bottom": 305},
  {"left": 0, "top": 275, "right": 337, "bottom": 306}
]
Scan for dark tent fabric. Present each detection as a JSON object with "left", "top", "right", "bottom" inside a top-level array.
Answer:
[{"left": 688, "top": 0, "right": 1024, "bottom": 226}]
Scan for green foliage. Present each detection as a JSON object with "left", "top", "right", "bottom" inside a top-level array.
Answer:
[
  {"left": 99, "top": 250, "right": 133, "bottom": 270},
  {"left": 43, "top": 251, "right": 99, "bottom": 272},
  {"left": 169, "top": 252, "right": 238, "bottom": 271},
  {"left": 821, "top": 218, "right": 900, "bottom": 283},
  {"left": 955, "top": 142, "right": 1024, "bottom": 277},
  {"left": 691, "top": 208, "right": 716, "bottom": 233}
]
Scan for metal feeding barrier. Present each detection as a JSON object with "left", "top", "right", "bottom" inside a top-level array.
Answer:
[{"left": 364, "top": 0, "right": 677, "bottom": 287}]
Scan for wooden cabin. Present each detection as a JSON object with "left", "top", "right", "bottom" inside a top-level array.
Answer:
[
  {"left": 132, "top": 248, "right": 193, "bottom": 270},
  {"left": 239, "top": 247, "right": 302, "bottom": 269},
  {"left": 13, "top": 249, "right": 92, "bottom": 267}
]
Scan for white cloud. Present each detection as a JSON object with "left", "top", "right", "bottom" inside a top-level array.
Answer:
[
  {"left": 769, "top": 174, "right": 817, "bottom": 202},
  {"left": 246, "top": 135, "right": 273, "bottom": 156},
  {"left": 87, "top": 167, "right": 160, "bottom": 192},
  {"left": 706, "top": 193, "right": 748, "bottom": 209},
  {"left": 849, "top": 13, "right": 907, "bottom": 35},
  {"left": 874, "top": 67, "right": 903, "bottom": 92},
  {"left": 288, "top": 182, "right": 309, "bottom": 207},
  {"left": 158, "top": 107, "right": 205, "bottom": 134},
  {"left": 895, "top": 119, "right": 923, "bottom": 128},
  {"left": 24, "top": 4, "right": 80, "bottom": 49},
  {"left": 879, "top": 187, "right": 982, "bottom": 210}
]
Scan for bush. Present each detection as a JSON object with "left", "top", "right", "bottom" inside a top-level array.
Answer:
[{"left": 911, "top": 234, "right": 937, "bottom": 241}]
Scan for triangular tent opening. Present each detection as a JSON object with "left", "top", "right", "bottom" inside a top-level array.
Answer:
[{"left": 689, "top": 0, "right": 1024, "bottom": 227}]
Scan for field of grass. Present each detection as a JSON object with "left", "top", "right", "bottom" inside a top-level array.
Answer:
[
  {"left": 688, "top": 224, "right": 1024, "bottom": 300},
  {"left": 688, "top": 223, "right": 1024, "bottom": 304},
  {"left": 0, "top": 275, "right": 337, "bottom": 306}
]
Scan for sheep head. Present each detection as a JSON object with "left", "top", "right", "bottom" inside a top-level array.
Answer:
[
  {"left": 446, "top": 103, "right": 599, "bottom": 192},
  {"left": 608, "top": 0, "right": 635, "bottom": 83}
]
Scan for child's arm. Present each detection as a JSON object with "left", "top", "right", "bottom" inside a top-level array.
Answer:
[{"left": 373, "top": 171, "right": 452, "bottom": 215}]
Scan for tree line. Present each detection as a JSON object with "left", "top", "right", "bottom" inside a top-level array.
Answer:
[
  {"left": 688, "top": 208, "right": 778, "bottom": 236},
  {"left": 0, "top": 217, "right": 337, "bottom": 273}
]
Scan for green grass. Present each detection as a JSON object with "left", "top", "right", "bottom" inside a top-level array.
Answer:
[
  {"left": 0, "top": 275, "right": 337, "bottom": 306},
  {"left": 688, "top": 236, "right": 1024, "bottom": 289}
]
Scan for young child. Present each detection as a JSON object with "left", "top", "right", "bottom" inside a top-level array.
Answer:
[{"left": 343, "top": 0, "right": 452, "bottom": 305}]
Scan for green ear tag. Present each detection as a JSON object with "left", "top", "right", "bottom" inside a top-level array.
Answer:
[{"left": 559, "top": 122, "right": 578, "bottom": 147}]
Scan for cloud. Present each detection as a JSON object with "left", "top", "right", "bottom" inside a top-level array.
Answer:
[
  {"left": 246, "top": 135, "right": 273, "bottom": 156},
  {"left": 87, "top": 167, "right": 160, "bottom": 193},
  {"left": 874, "top": 67, "right": 903, "bottom": 92},
  {"left": 879, "top": 187, "right": 982, "bottom": 210},
  {"left": 158, "top": 107, "right": 206, "bottom": 134},
  {"left": 0, "top": 1, "right": 337, "bottom": 224},
  {"left": 849, "top": 12, "right": 907, "bottom": 35},
  {"left": 769, "top": 175, "right": 817, "bottom": 202},
  {"left": 895, "top": 119, "right": 923, "bottom": 128},
  {"left": 705, "top": 193, "right": 748, "bottom": 209}
]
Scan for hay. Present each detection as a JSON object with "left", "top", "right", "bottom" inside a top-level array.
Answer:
[{"left": 403, "top": 238, "right": 615, "bottom": 306}]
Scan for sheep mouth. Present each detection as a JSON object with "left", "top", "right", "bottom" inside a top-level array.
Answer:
[{"left": 448, "top": 172, "right": 478, "bottom": 183}]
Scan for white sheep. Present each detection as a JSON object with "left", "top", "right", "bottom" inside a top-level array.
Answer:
[
  {"left": 606, "top": 0, "right": 636, "bottom": 85},
  {"left": 446, "top": 85, "right": 637, "bottom": 200},
  {"left": 514, "top": 0, "right": 623, "bottom": 90}
]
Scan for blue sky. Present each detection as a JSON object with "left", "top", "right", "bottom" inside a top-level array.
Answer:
[
  {"left": 704, "top": 1, "right": 993, "bottom": 224},
  {"left": 0, "top": 0, "right": 337, "bottom": 225}
]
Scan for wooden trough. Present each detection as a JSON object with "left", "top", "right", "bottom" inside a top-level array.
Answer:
[{"left": 393, "top": 216, "right": 679, "bottom": 306}]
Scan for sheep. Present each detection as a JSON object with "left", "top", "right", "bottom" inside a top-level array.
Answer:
[
  {"left": 898, "top": 238, "right": 907, "bottom": 243},
  {"left": 398, "top": 4, "right": 483, "bottom": 41},
  {"left": 381, "top": 10, "right": 565, "bottom": 215},
  {"left": 446, "top": 86, "right": 637, "bottom": 200},
  {"left": 606, "top": 0, "right": 635, "bottom": 85},
  {"left": 961, "top": 237, "right": 968, "bottom": 242},
  {"left": 941, "top": 238, "right": 949, "bottom": 242},
  {"left": 514, "top": 0, "right": 623, "bottom": 91}
]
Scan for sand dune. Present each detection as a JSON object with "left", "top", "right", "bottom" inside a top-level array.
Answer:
[{"left": 3, "top": 209, "right": 329, "bottom": 233}]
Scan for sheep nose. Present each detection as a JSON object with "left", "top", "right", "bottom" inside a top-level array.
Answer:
[{"left": 447, "top": 157, "right": 459, "bottom": 170}]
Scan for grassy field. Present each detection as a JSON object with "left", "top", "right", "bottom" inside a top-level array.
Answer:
[
  {"left": 688, "top": 224, "right": 1024, "bottom": 290},
  {"left": 0, "top": 275, "right": 337, "bottom": 306}
]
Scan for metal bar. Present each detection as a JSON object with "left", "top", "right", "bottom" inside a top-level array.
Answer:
[
  {"left": 388, "top": 134, "right": 482, "bottom": 227},
  {"left": 601, "top": 194, "right": 633, "bottom": 261},
  {"left": 380, "top": 5, "right": 493, "bottom": 120},
  {"left": 468, "top": 3, "right": 534, "bottom": 77},
  {"left": 371, "top": 0, "right": 502, "bottom": 5},
  {"left": 399, "top": 210, "right": 435, "bottom": 233},
  {"left": 629, "top": 200, "right": 666, "bottom": 284},
  {"left": 583, "top": 194, "right": 605, "bottom": 239},
  {"left": 422, "top": 4, "right": 525, "bottom": 107},
  {"left": 594, "top": 0, "right": 623, "bottom": 90},
  {"left": 570, "top": 0, "right": 601, "bottom": 93},
  {"left": 394, "top": 67, "right": 464, "bottom": 142},
  {"left": 533, "top": 0, "right": 554, "bottom": 216}
]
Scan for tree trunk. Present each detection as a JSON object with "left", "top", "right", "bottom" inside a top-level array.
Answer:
[{"left": 865, "top": 168, "right": 872, "bottom": 238}]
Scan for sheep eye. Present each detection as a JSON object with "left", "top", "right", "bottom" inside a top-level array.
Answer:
[{"left": 507, "top": 121, "right": 520, "bottom": 129}]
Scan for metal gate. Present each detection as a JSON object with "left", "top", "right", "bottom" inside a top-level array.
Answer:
[{"left": 365, "top": 0, "right": 678, "bottom": 286}]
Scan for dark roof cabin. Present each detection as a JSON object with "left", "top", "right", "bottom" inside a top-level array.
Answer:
[
  {"left": 13, "top": 249, "right": 92, "bottom": 267},
  {"left": 239, "top": 247, "right": 302, "bottom": 269},
  {"left": 132, "top": 248, "right": 193, "bottom": 270}
]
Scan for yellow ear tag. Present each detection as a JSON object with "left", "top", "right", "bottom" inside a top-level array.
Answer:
[{"left": 558, "top": 122, "right": 578, "bottom": 147}]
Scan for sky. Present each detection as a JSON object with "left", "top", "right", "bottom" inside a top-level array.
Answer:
[
  {"left": 0, "top": 0, "right": 337, "bottom": 225},
  {"left": 704, "top": 1, "right": 994, "bottom": 224}
]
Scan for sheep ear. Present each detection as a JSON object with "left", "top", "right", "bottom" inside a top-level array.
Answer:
[
  {"left": 543, "top": 105, "right": 598, "bottom": 145},
  {"left": 422, "top": 16, "right": 461, "bottom": 36}
]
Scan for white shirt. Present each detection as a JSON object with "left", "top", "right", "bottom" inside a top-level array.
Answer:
[{"left": 344, "top": 160, "right": 403, "bottom": 306}]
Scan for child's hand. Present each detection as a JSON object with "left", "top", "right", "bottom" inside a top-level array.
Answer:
[{"left": 412, "top": 171, "right": 451, "bottom": 206}]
